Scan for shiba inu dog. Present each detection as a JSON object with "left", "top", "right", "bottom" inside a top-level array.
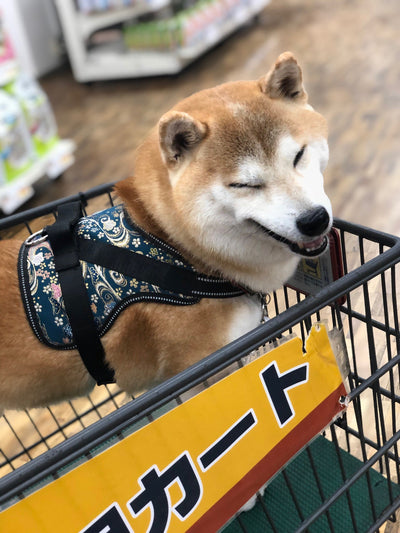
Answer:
[{"left": 0, "top": 52, "right": 331, "bottom": 411}]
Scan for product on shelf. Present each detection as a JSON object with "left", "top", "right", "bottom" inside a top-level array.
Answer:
[
  {"left": 76, "top": 0, "right": 141, "bottom": 13},
  {"left": 123, "top": 0, "right": 251, "bottom": 51},
  {"left": 0, "top": 15, "right": 14, "bottom": 62},
  {"left": 0, "top": 10, "right": 18, "bottom": 86},
  {"left": 0, "top": 90, "right": 34, "bottom": 184},
  {"left": 6, "top": 74, "right": 59, "bottom": 159}
]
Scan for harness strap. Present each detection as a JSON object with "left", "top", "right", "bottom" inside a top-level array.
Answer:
[
  {"left": 45, "top": 202, "right": 115, "bottom": 385},
  {"left": 44, "top": 201, "right": 244, "bottom": 386},
  {"left": 77, "top": 238, "right": 244, "bottom": 298}
]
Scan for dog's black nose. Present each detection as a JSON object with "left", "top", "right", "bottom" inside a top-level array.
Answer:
[{"left": 296, "top": 207, "right": 330, "bottom": 237}]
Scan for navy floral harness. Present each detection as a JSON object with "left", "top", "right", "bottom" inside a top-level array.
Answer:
[{"left": 18, "top": 203, "right": 244, "bottom": 385}]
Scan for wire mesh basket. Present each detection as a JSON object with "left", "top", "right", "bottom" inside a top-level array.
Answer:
[{"left": 1, "top": 183, "right": 400, "bottom": 533}]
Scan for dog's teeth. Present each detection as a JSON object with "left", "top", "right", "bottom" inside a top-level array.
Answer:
[
  {"left": 297, "top": 236, "right": 325, "bottom": 253},
  {"left": 304, "top": 237, "right": 323, "bottom": 250}
]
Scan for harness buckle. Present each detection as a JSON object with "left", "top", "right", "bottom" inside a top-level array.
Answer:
[{"left": 25, "top": 229, "right": 48, "bottom": 246}]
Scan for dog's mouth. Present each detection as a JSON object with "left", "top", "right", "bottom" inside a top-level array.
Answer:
[{"left": 250, "top": 220, "right": 328, "bottom": 258}]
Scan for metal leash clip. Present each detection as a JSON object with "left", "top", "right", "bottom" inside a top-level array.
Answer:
[
  {"left": 258, "top": 293, "right": 271, "bottom": 323},
  {"left": 24, "top": 228, "right": 48, "bottom": 246}
]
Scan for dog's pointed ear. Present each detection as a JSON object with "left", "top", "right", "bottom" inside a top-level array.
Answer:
[
  {"left": 159, "top": 111, "right": 207, "bottom": 166},
  {"left": 260, "top": 52, "right": 307, "bottom": 103}
]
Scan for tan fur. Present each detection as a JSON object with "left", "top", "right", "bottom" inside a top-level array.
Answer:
[{"left": 0, "top": 53, "right": 331, "bottom": 410}]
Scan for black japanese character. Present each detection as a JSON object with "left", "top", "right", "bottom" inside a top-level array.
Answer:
[
  {"left": 199, "top": 409, "right": 257, "bottom": 471},
  {"left": 260, "top": 361, "right": 309, "bottom": 427},
  {"left": 128, "top": 451, "right": 202, "bottom": 533},
  {"left": 80, "top": 503, "right": 133, "bottom": 533}
]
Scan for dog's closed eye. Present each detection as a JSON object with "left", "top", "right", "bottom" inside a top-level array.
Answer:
[
  {"left": 293, "top": 145, "right": 306, "bottom": 167},
  {"left": 229, "top": 182, "right": 264, "bottom": 190}
]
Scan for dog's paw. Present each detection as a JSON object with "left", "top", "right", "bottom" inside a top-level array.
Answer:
[
  {"left": 240, "top": 483, "right": 267, "bottom": 512},
  {"left": 240, "top": 494, "right": 258, "bottom": 512}
]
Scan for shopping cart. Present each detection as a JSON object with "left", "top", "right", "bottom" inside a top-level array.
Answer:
[{"left": 0, "top": 183, "right": 400, "bottom": 533}]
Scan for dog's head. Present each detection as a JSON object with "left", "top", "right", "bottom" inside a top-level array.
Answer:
[{"left": 129, "top": 52, "right": 332, "bottom": 292}]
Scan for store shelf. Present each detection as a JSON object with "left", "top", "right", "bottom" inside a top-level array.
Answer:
[
  {"left": 0, "top": 139, "right": 76, "bottom": 214},
  {"left": 77, "top": 0, "right": 170, "bottom": 40},
  {"left": 55, "top": 0, "right": 270, "bottom": 82}
]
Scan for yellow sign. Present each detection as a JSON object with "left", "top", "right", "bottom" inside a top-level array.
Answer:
[{"left": 0, "top": 324, "right": 346, "bottom": 533}]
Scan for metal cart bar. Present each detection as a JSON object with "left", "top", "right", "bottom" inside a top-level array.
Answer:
[
  {"left": 1, "top": 217, "right": 399, "bottom": 507},
  {"left": 0, "top": 181, "right": 116, "bottom": 231}
]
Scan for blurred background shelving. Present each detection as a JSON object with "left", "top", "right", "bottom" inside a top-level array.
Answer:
[
  {"left": 0, "top": 0, "right": 398, "bottom": 239},
  {"left": 54, "top": 0, "right": 270, "bottom": 81},
  {"left": 0, "top": 0, "right": 75, "bottom": 214}
]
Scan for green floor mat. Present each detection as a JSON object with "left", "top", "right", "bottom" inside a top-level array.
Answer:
[{"left": 222, "top": 435, "right": 400, "bottom": 533}]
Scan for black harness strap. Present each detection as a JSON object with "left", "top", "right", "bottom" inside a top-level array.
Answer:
[
  {"left": 45, "top": 202, "right": 115, "bottom": 385},
  {"left": 77, "top": 237, "right": 244, "bottom": 298},
  {"left": 44, "top": 202, "right": 245, "bottom": 386}
]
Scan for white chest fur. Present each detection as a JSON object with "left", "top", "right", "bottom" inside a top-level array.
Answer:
[{"left": 226, "top": 294, "right": 263, "bottom": 344}]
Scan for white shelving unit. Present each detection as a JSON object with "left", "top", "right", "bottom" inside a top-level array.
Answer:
[
  {"left": 54, "top": 0, "right": 270, "bottom": 82},
  {"left": 77, "top": 4, "right": 165, "bottom": 40},
  {"left": 0, "top": 1, "right": 76, "bottom": 214},
  {"left": 0, "top": 139, "right": 76, "bottom": 214},
  {"left": 0, "top": 0, "right": 64, "bottom": 78}
]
